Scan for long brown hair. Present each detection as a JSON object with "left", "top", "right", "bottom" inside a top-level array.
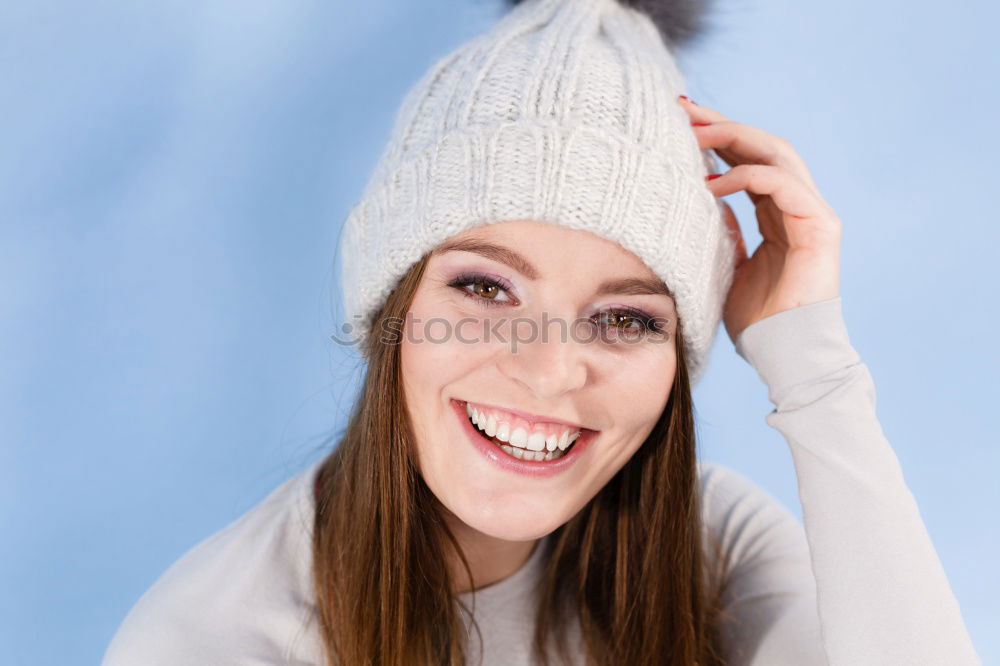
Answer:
[{"left": 312, "top": 250, "right": 728, "bottom": 665}]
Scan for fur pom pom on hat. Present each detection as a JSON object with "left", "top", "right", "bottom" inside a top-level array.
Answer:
[
  {"left": 506, "top": 0, "right": 716, "bottom": 50},
  {"left": 337, "top": 0, "right": 736, "bottom": 387}
]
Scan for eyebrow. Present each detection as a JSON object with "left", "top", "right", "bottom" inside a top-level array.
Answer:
[{"left": 432, "top": 237, "right": 673, "bottom": 300}]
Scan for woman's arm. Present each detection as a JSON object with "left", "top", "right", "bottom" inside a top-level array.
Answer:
[
  {"left": 724, "top": 295, "right": 980, "bottom": 665},
  {"left": 677, "top": 93, "right": 979, "bottom": 664}
]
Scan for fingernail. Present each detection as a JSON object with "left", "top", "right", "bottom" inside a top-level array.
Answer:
[
  {"left": 705, "top": 174, "right": 722, "bottom": 181},
  {"left": 679, "top": 94, "right": 697, "bottom": 105},
  {"left": 691, "top": 122, "right": 712, "bottom": 127}
]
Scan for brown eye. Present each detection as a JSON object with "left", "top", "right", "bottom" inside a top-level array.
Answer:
[
  {"left": 599, "top": 311, "right": 642, "bottom": 333},
  {"left": 592, "top": 308, "right": 664, "bottom": 341},
  {"left": 608, "top": 312, "right": 637, "bottom": 329},
  {"left": 473, "top": 281, "right": 499, "bottom": 299},
  {"left": 447, "top": 274, "right": 515, "bottom": 308}
]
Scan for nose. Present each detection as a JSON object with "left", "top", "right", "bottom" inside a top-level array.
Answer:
[{"left": 495, "top": 320, "right": 588, "bottom": 401}]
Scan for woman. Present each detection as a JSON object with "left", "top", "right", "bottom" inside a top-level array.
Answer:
[{"left": 101, "top": 0, "right": 980, "bottom": 664}]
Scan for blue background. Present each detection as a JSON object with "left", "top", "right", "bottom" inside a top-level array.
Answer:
[{"left": 3, "top": 1, "right": 997, "bottom": 663}]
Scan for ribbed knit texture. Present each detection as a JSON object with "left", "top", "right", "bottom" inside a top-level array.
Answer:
[{"left": 337, "top": 0, "right": 737, "bottom": 386}]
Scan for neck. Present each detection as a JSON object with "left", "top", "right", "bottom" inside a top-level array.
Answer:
[{"left": 443, "top": 513, "right": 540, "bottom": 595}]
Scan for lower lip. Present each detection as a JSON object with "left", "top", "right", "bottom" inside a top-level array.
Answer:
[{"left": 450, "top": 398, "right": 595, "bottom": 478}]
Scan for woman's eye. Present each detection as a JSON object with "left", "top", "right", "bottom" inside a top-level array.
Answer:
[
  {"left": 594, "top": 309, "right": 662, "bottom": 339},
  {"left": 471, "top": 280, "right": 501, "bottom": 299},
  {"left": 448, "top": 275, "right": 515, "bottom": 307}
]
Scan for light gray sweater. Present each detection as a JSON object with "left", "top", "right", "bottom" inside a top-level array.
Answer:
[{"left": 101, "top": 297, "right": 981, "bottom": 665}]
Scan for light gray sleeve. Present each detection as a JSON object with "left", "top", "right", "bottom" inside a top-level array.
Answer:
[{"left": 717, "top": 295, "right": 980, "bottom": 665}]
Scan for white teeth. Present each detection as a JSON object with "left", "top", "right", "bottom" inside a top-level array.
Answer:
[
  {"left": 499, "top": 444, "right": 566, "bottom": 462},
  {"left": 526, "top": 432, "right": 546, "bottom": 452},
  {"left": 464, "top": 402, "right": 583, "bottom": 459}
]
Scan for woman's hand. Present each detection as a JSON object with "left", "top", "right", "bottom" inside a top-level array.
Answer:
[{"left": 676, "top": 95, "right": 843, "bottom": 344}]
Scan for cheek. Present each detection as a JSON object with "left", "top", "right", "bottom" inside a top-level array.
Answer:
[
  {"left": 601, "top": 344, "right": 677, "bottom": 448},
  {"left": 400, "top": 296, "right": 491, "bottom": 459},
  {"left": 402, "top": 299, "right": 482, "bottom": 385}
]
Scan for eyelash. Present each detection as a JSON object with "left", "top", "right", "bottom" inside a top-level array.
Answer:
[{"left": 446, "top": 272, "right": 666, "bottom": 337}]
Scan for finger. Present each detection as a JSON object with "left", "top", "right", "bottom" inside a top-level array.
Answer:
[
  {"left": 678, "top": 98, "right": 767, "bottom": 207},
  {"left": 679, "top": 98, "right": 772, "bottom": 208},
  {"left": 706, "top": 164, "right": 840, "bottom": 248},
  {"left": 677, "top": 96, "right": 823, "bottom": 201},
  {"left": 691, "top": 121, "right": 820, "bottom": 197},
  {"left": 676, "top": 95, "right": 728, "bottom": 123}
]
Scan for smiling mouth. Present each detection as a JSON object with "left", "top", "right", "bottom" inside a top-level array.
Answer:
[{"left": 463, "top": 402, "right": 581, "bottom": 462}]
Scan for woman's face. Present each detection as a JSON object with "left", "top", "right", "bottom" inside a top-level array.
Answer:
[{"left": 401, "top": 219, "right": 678, "bottom": 542}]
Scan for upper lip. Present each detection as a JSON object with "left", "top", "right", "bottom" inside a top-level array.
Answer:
[{"left": 461, "top": 398, "right": 594, "bottom": 431}]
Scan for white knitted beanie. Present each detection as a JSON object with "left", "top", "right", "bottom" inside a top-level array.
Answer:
[{"left": 337, "top": 0, "right": 736, "bottom": 387}]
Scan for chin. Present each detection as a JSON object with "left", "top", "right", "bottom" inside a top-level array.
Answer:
[{"left": 450, "top": 501, "right": 562, "bottom": 542}]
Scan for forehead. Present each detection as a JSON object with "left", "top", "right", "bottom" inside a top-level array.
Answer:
[
  {"left": 432, "top": 220, "right": 673, "bottom": 301},
  {"left": 437, "top": 220, "right": 652, "bottom": 270}
]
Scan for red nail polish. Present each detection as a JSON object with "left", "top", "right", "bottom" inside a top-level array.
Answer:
[
  {"left": 679, "top": 95, "right": 697, "bottom": 105},
  {"left": 706, "top": 174, "right": 722, "bottom": 181},
  {"left": 691, "top": 122, "right": 712, "bottom": 126}
]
